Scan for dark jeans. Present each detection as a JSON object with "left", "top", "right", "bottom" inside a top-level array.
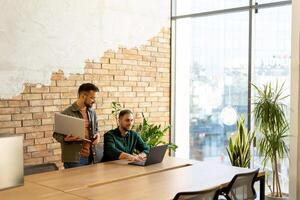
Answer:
[{"left": 64, "top": 156, "right": 93, "bottom": 169}]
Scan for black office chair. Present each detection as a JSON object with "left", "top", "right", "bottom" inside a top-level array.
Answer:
[
  {"left": 24, "top": 163, "right": 58, "bottom": 175},
  {"left": 220, "top": 169, "right": 259, "bottom": 200},
  {"left": 173, "top": 186, "right": 220, "bottom": 200}
]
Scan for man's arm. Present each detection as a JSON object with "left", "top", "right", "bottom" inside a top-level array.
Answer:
[
  {"left": 92, "top": 112, "right": 100, "bottom": 145},
  {"left": 104, "top": 133, "right": 123, "bottom": 160},
  {"left": 104, "top": 133, "right": 143, "bottom": 161},
  {"left": 53, "top": 132, "right": 82, "bottom": 143},
  {"left": 135, "top": 133, "right": 150, "bottom": 154}
]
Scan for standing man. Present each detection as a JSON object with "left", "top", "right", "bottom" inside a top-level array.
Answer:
[
  {"left": 53, "top": 83, "right": 102, "bottom": 168},
  {"left": 102, "top": 109, "right": 150, "bottom": 162}
]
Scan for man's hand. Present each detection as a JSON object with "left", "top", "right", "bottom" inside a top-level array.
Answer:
[
  {"left": 127, "top": 154, "right": 144, "bottom": 162},
  {"left": 92, "top": 133, "right": 100, "bottom": 145},
  {"left": 64, "top": 135, "right": 82, "bottom": 142},
  {"left": 137, "top": 152, "right": 147, "bottom": 161},
  {"left": 119, "top": 152, "right": 144, "bottom": 162}
]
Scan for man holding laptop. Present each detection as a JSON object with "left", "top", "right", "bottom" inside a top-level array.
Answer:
[
  {"left": 102, "top": 109, "right": 150, "bottom": 162},
  {"left": 53, "top": 83, "right": 102, "bottom": 168}
]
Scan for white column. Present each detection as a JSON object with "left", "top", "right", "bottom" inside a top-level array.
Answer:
[{"left": 289, "top": 1, "right": 300, "bottom": 199}]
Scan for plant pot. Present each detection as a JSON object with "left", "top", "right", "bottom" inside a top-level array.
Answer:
[{"left": 265, "top": 193, "right": 289, "bottom": 200}]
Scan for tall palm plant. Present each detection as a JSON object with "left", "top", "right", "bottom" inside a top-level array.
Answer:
[{"left": 252, "top": 82, "right": 289, "bottom": 198}]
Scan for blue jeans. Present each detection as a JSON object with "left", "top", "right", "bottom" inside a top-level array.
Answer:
[{"left": 64, "top": 156, "right": 92, "bottom": 169}]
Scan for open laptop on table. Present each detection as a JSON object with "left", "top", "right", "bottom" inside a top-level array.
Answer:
[{"left": 128, "top": 144, "right": 168, "bottom": 166}]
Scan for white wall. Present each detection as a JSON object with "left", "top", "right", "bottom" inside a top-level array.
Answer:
[
  {"left": 0, "top": 0, "right": 170, "bottom": 98},
  {"left": 290, "top": 0, "right": 300, "bottom": 199}
]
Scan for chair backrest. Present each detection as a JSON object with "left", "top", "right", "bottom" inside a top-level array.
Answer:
[
  {"left": 173, "top": 186, "right": 220, "bottom": 200},
  {"left": 222, "top": 169, "right": 259, "bottom": 200},
  {"left": 24, "top": 163, "right": 58, "bottom": 176}
]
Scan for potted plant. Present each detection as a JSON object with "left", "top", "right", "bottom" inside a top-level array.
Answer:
[
  {"left": 111, "top": 102, "right": 177, "bottom": 152},
  {"left": 226, "top": 116, "right": 255, "bottom": 168},
  {"left": 134, "top": 113, "right": 177, "bottom": 152},
  {"left": 252, "top": 82, "right": 289, "bottom": 199}
]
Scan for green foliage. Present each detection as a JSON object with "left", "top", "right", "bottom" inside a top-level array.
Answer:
[
  {"left": 252, "top": 82, "right": 289, "bottom": 197},
  {"left": 111, "top": 102, "right": 122, "bottom": 124},
  {"left": 134, "top": 113, "right": 177, "bottom": 152},
  {"left": 226, "top": 116, "right": 255, "bottom": 168}
]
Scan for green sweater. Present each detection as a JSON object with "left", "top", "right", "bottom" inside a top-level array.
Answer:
[{"left": 102, "top": 128, "right": 150, "bottom": 162}]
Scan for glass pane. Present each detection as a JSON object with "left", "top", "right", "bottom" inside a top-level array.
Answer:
[
  {"left": 174, "top": 0, "right": 249, "bottom": 16},
  {"left": 174, "top": 12, "right": 249, "bottom": 164},
  {"left": 252, "top": 5, "right": 291, "bottom": 193}
]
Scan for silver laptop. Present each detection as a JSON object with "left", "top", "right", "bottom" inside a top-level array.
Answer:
[
  {"left": 54, "top": 113, "right": 85, "bottom": 138},
  {"left": 128, "top": 144, "right": 168, "bottom": 166}
]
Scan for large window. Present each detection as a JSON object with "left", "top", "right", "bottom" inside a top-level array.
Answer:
[{"left": 172, "top": 0, "right": 291, "bottom": 193}]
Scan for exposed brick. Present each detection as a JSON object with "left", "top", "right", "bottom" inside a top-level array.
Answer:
[
  {"left": 0, "top": 101, "right": 8, "bottom": 108},
  {"left": 24, "top": 158, "right": 43, "bottom": 165},
  {"left": 30, "top": 100, "right": 53, "bottom": 106},
  {"left": 100, "top": 57, "right": 109, "bottom": 64},
  {"left": 23, "top": 119, "right": 42, "bottom": 127},
  {"left": 32, "top": 150, "right": 53, "bottom": 158},
  {"left": 27, "top": 144, "right": 47, "bottom": 152},
  {"left": 12, "top": 113, "right": 32, "bottom": 120},
  {"left": 118, "top": 87, "right": 132, "bottom": 92},
  {"left": 24, "top": 139, "right": 34, "bottom": 147},
  {"left": 43, "top": 93, "right": 60, "bottom": 100},
  {"left": 61, "top": 93, "right": 76, "bottom": 99},
  {"left": 42, "top": 118, "right": 54, "bottom": 125},
  {"left": 43, "top": 106, "right": 60, "bottom": 112},
  {"left": 50, "top": 87, "right": 70, "bottom": 93},
  {"left": 31, "top": 86, "right": 50, "bottom": 93},
  {"left": 0, "top": 107, "right": 21, "bottom": 114},
  {"left": 109, "top": 59, "right": 122, "bottom": 64},
  {"left": 44, "top": 155, "right": 61, "bottom": 163},
  {"left": 35, "top": 137, "right": 54, "bottom": 145},
  {"left": 103, "top": 51, "right": 115, "bottom": 58},
  {"left": 25, "top": 132, "right": 44, "bottom": 139},
  {"left": 0, "top": 121, "right": 22, "bottom": 128},
  {"left": 47, "top": 142, "right": 61, "bottom": 150},
  {"left": 24, "top": 153, "right": 31, "bottom": 160},
  {"left": 16, "top": 125, "right": 53, "bottom": 134},
  {"left": 0, "top": 115, "right": 11, "bottom": 121},
  {"left": 0, "top": 28, "right": 171, "bottom": 167},
  {"left": 122, "top": 59, "right": 138, "bottom": 65},
  {"left": 53, "top": 148, "right": 62, "bottom": 155},
  {"left": 102, "top": 64, "right": 116, "bottom": 70},
  {"left": 114, "top": 76, "right": 129, "bottom": 81},
  {"left": 32, "top": 112, "right": 53, "bottom": 119},
  {"left": 23, "top": 94, "right": 42, "bottom": 100},
  {"left": 53, "top": 99, "right": 70, "bottom": 105},
  {"left": 56, "top": 80, "right": 76, "bottom": 87},
  {"left": 102, "top": 87, "right": 118, "bottom": 92},
  {"left": 68, "top": 74, "right": 84, "bottom": 81},
  {"left": 8, "top": 100, "right": 29, "bottom": 107},
  {"left": 0, "top": 128, "right": 15, "bottom": 134}
]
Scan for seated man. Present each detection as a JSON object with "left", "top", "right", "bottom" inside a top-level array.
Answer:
[{"left": 102, "top": 109, "right": 149, "bottom": 162}]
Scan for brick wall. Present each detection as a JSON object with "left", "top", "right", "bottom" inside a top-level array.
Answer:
[{"left": 0, "top": 28, "right": 171, "bottom": 168}]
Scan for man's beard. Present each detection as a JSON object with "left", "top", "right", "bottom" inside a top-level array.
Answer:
[
  {"left": 120, "top": 125, "right": 131, "bottom": 132},
  {"left": 84, "top": 101, "right": 92, "bottom": 108}
]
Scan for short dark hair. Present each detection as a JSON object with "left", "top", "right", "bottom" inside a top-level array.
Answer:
[
  {"left": 118, "top": 109, "right": 133, "bottom": 119},
  {"left": 78, "top": 83, "right": 99, "bottom": 95}
]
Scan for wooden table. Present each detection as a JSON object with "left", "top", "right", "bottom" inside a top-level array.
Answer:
[
  {"left": 69, "top": 162, "right": 264, "bottom": 200},
  {"left": 0, "top": 157, "right": 265, "bottom": 200},
  {"left": 25, "top": 156, "right": 193, "bottom": 192},
  {"left": 0, "top": 182, "right": 85, "bottom": 200}
]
